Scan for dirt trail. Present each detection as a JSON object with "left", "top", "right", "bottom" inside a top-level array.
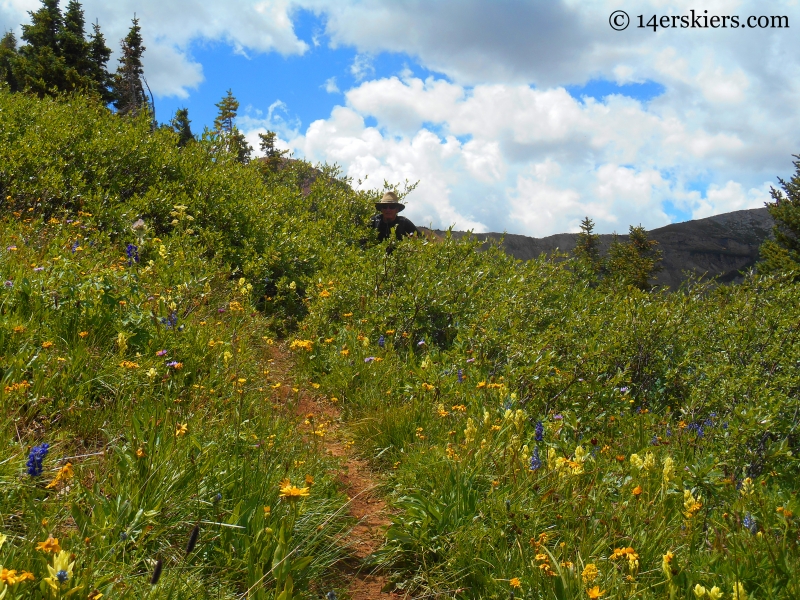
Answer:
[{"left": 266, "top": 344, "right": 397, "bottom": 599}]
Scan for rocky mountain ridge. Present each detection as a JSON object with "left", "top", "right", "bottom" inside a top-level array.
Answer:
[{"left": 425, "top": 207, "right": 775, "bottom": 289}]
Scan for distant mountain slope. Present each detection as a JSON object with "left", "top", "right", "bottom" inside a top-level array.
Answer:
[{"left": 425, "top": 208, "right": 774, "bottom": 289}]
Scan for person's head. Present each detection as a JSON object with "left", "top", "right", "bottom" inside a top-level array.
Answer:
[{"left": 375, "top": 191, "right": 405, "bottom": 221}]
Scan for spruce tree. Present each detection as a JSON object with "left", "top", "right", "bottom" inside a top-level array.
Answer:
[
  {"left": 113, "top": 16, "right": 147, "bottom": 116},
  {"left": 0, "top": 32, "right": 19, "bottom": 92},
  {"left": 758, "top": 154, "right": 800, "bottom": 276},
  {"left": 212, "top": 89, "right": 252, "bottom": 163},
  {"left": 606, "top": 225, "right": 662, "bottom": 291},
  {"left": 258, "top": 130, "right": 289, "bottom": 171},
  {"left": 573, "top": 216, "right": 602, "bottom": 277},
  {"left": 58, "top": 0, "right": 94, "bottom": 91},
  {"left": 87, "top": 20, "right": 113, "bottom": 104},
  {"left": 17, "top": 0, "right": 66, "bottom": 96},
  {"left": 170, "top": 108, "right": 194, "bottom": 147}
]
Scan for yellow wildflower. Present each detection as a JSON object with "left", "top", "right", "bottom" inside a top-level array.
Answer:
[
  {"left": 476, "top": 381, "right": 486, "bottom": 389},
  {"left": 36, "top": 537, "right": 61, "bottom": 553},
  {"left": 278, "top": 479, "right": 310, "bottom": 501},
  {"left": 732, "top": 582, "right": 747, "bottom": 600},
  {"left": 740, "top": 477, "right": 754, "bottom": 496},
  {"left": 708, "top": 586, "right": 723, "bottom": 600},
  {"left": 694, "top": 584, "right": 707, "bottom": 598},
  {"left": 586, "top": 586, "right": 605, "bottom": 599},
  {"left": 44, "top": 550, "right": 74, "bottom": 591},
  {"left": 663, "top": 456, "right": 674, "bottom": 483},
  {"left": 119, "top": 360, "right": 139, "bottom": 369},
  {"left": 509, "top": 577, "right": 522, "bottom": 588},
  {"left": 78, "top": 331, "right": 88, "bottom": 338},
  {"left": 630, "top": 453, "right": 643, "bottom": 469},
  {"left": 340, "top": 349, "right": 349, "bottom": 356},
  {"left": 175, "top": 423, "right": 188, "bottom": 437},
  {"left": 136, "top": 447, "right": 146, "bottom": 458},
  {"left": 0, "top": 568, "right": 35, "bottom": 585},
  {"left": 581, "top": 563, "right": 599, "bottom": 585},
  {"left": 45, "top": 462, "right": 74, "bottom": 489},
  {"left": 42, "top": 341, "right": 54, "bottom": 349},
  {"left": 683, "top": 489, "right": 703, "bottom": 517}
]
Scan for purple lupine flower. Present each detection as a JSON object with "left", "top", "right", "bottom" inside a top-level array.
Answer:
[
  {"left": 457, "top": 369, "right": 463, "bottom": 383},
  {"left": 466, "top": 358, "right": 475, "bottom": 363},
  {"left": 534, "top": 421, "right": 544, "bottom": 442},
  {"left": 620, "top": 386, "right": 629, "bottom": 394},
  {"left": 26, "top": 443, "right": 50, "bottom": 476},
  {"left": 71, "top": 241, "right": 80, "bottom": 253},
  {"left": 3, "top": 280, "right": 12, "bottom": 287},
  {"left": 156, "top": 349, "right": 168, "bottom": 357},
  {"left": 378, "top": 335, "right": 385, "bottom": 348},
  {"left": 33, "top": 267, "right": 44, "bottom": 272},
  {"left": 364, "top": 357, "right": 376, "bottom": 363},
  {"left": 529, "top": 446, "right": 541, "bottom": 471},
  {"left": 553, "top": 414, "right": 563, "bottom": 421},
  {"left": 417, "top": 340, "right": 425, "bottom": 346}
]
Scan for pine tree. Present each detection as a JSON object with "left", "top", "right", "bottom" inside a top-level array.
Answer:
[
  {"left": 0, "top": 31, "right": 19, "bottom": 92},
  {"left": 87, "top": 20, "right": 113, "bottom": 104},
  {"left": 606, "top": 225, "right": 662, "bottom": 291},
  {"left": 113, "top": 16, "right": 147, "bottom": 116},
  {"left": 16, "top": 0, "right": 66, "bottom": 96},
  {"left": 212, "top": 89, "right": 251, "bottom": 163},
  {"left": 573, "top": 216, "right": 602, "bottom": 276},
  {"left": 758, "top": 154, "right": 800, "bottom": 276},
  {"left": 170, "top": 108, "right": 194, "bottom": 147}
]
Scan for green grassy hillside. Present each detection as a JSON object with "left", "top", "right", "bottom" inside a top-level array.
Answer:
[{"left": 1, "top": 90, "right": 799, "bottom": 599}]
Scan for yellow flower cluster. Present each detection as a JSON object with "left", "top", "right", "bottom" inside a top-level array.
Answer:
[
  {"left": 289, "top": 339, "right": 314, "bottom": 352},
  {"left": 0, "top": 568, "right": 35, "bottom": 585},
  {"left": 683, "top": 490, "right": 703, "bottom": 518},
  {"left": 119, "top": 361, "right": 140, "bottom": 369},
  {"left": 3, "top": 380, "right": 30, "bottom": 394}
]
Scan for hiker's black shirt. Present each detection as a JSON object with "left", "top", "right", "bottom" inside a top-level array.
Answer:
[{"left": 370, "top": 214, "right": 418, "bottom": 242}]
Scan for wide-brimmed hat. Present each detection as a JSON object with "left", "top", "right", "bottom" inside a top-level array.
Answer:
[{"left": 375, "top": 191, "right": 405, "bottom": 212}]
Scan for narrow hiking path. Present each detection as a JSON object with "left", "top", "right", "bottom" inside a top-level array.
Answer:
[{"left": 265, "top": 343, "right": 399, "bottom": 599}]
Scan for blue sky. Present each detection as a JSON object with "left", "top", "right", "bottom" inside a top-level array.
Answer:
[{"left": 2, "top": 0, "right": 798, "bottom": 237}]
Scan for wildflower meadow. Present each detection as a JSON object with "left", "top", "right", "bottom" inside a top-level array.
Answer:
[{"left": 1, "top": 88, "right": 800, "bottom": 599}]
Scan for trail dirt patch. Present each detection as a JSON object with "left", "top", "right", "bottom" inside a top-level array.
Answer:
[{"left": 267, "top": 344, "right": 398, "bottom": 599}]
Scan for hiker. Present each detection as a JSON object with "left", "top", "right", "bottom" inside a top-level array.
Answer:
[{"left": 370, "top": 191, "right": 418, "bottom": 242}]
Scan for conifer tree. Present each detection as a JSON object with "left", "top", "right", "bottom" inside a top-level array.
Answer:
[
  {"left": 606, "top": 225, "right": 662, "bottom": 291},
  {"left": 573, "top": 216, "right": 602, "bottom": 276},
  {"left": 17, "top": 0, "right": 66, "bottom": 96},
  {"left": 87, "top": 20, "right": 113, "bottom": 103},
  {"left": 0, "top": 31, "right": 19, "bottom": 92},
  {"left": 212, "top": 89, "right": 252, "bottom": 163},
  {"left": 258, "top": 130, "right": 289, "bottom": 171},
  {"left": 758, "top": 154, "right": 800, "bottom": 276},
  {"left": 113, "top": 16, "right": 147, "bottom": 116},
  {"left": 170, "top": 108, "right": 194, "bottom": 147}
]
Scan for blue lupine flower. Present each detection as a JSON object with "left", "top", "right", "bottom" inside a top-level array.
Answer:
[
  {"left": 326, "top": 592, "right": 338, "bottom": 600},
  {"left": 505, "top": 499, "right": 511, "bottom": 511},
  {"left": 743, "top": 512, "right": 757, "bottom": 534},
  {"left": 213, "top": 493, "right": 222, "bottom": 503},
  {"left": 620, "top": 386, "right": 629, "bottom": 394},
  {"left": 126, "top": 243, "right": 139, "bottom": 265},
  {"left": 56, "top": 569, "right": 69, "bottom": 583},
  {"left": 120, "top": 531, "right": 128, "bottom": 541},
  {"left": 503, "top": 399, "right": 513, "bottom": 411},
  {"left": 650, "top": 434, "right": 659, "bottom": 445},
  {"left": 378, "top": 335, "right": 385, "bottom": 348},
  {"left": 71, "top": 241, "right": 80, "bottom": 253},
  {"left": 457, "top": 369, "right": 463, "bottom": 383},
  {"left": 26, "top": 443, "right": 49, "bottom": 476},
  {"left": 666, "top": 427, "right": 672, "bottom": 437},
  {"left": 364, "top": 357, "right": 376, "bottom": 363},
  {"left": 160, "top": 312, "right": 178, "bottom": 328},
  {"left": 530, "top": 446, "right": 541, "bottom": 471},
  {"left": 535, "top": 421, "right": 544, "bottom": 442}
]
